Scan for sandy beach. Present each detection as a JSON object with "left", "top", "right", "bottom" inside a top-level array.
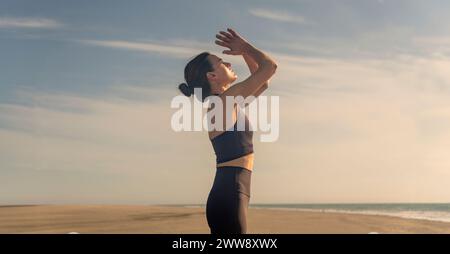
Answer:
[{"left": 0, "top": 205, "right": 449, "bottom": 234}]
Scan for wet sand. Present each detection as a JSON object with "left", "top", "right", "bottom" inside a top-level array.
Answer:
[{"left": 0, "top": 205, "right": 449, "bottom": 234}]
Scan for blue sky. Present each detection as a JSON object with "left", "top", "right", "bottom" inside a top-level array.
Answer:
[{"left": 1, "top": 0, "right": 450, "bottom": 205}]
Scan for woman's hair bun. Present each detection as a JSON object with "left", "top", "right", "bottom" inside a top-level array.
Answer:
[{"left": 178, "top": 82, "right": 192, "bottom": 97}]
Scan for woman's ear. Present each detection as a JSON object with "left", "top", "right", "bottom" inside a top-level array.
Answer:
[{"left": 206, "top": 72, "right": 216, "bottom": 82}]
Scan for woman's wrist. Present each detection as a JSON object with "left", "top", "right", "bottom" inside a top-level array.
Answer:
[{"left": 242, "top": 42, "right": 253, "bottom": 55}]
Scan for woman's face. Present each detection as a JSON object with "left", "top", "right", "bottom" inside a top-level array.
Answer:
[{"left": 206, "top": 54, "right": 237, "bottom": 94}]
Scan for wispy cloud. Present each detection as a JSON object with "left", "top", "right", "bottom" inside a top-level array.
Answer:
[
  {"left": 3, "top": 49, "right": 450, "bottom": 203},
  {"left": 0, "top": 84, "right": 220, "bottom": 204},
  {"left": 78, "top": 39, "right": 213, "bottom": 59},
  {"left": 413, "top": 36, "right": 450, "bottom": 47},
  {"left": 0, "top": 17, "right": 63, "bottom": 29},
  {"left": 249, "top": 8, "right": 309, "bottom": 24},
  {"left": 413, "top": 36, "right": 450, "bottom": 51}
]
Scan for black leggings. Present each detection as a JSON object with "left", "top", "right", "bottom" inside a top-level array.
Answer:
[{"left": 206, "top": 166, "right": 252, "bottom": 234}]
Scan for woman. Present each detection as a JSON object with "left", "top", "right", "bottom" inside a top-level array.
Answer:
[{"left": 178, "top": 28, "right": 277, "bottom": 234}]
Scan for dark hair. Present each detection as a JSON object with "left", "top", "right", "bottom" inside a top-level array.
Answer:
[{"left": 178, "top": 52, "right": 213, "bottom": 101}]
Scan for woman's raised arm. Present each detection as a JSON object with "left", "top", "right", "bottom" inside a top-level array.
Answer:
[{"left": 215, "top": 28, "right": 277, "bottom": 99}]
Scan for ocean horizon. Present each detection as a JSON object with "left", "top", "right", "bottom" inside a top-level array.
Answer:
[{"left": 182, "top": 203, "right": 450, "bottom": 223}]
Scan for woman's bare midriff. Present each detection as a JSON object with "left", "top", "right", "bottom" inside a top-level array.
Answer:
[{"left": 216, "top": 152, "right": 254, "bottom": 172}]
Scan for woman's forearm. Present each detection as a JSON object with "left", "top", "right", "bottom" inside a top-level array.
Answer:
[
  {"left": 243, "top": 43, "right": 277, "bottom": 69},
  {"left": 243, "top": 51, "right": 269, "bottom": 97},
  {"left": 243, "top": 53, "right": 258, "bottom": 74}
]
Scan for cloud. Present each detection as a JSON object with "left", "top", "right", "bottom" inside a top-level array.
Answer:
[
  {"left": 3, "top": 48, "right": 450, "bottom": 203},
  {"left": 412, "top": 36, "right": 450, "bottom": 57},
  {"left": 76, "top": 39, "right": 250, "bottom": 76},
  {"left": 78, "top": 39, "right": 214, "bottom": 59},
  {"left": 0, "top": 85, "right": 215, "bottom": 204},
  {"left": 414, "top": 36, "right": 450, "bottom": 46},
  {"left": 249, "top": 8, "right": 309, "bottom": 24},
  {"left": 0, "top": 17, "right": 63, "bottom": 29},
  {"left": 247, "top": 49, "right": 450, "bottom": 202},
  {"left": 268, "top": 48, "right": 450, "bottom": 97}
]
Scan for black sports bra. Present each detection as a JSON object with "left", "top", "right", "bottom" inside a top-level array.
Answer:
[{"left": 210, "top": 107, "right": 254, "bottom": 164}]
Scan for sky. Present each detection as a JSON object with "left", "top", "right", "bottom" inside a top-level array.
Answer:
[{"left": 1, "top": 0, "right": 450, "bottom": 205}]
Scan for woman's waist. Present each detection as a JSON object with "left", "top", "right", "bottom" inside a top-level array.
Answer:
[{"left": 216, "top": 153, "right": 254, "bottom": 172}]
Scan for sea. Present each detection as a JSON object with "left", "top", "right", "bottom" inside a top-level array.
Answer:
[{"left": 186, "top": 203, "right": 450, "bottom": 223}]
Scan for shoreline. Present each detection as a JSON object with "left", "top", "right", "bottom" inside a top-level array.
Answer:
[
  {"left": 180, "top": 204, "right": 450, "bottom": 224},
  {"left": 0, "top": 205, "right": 449, "bottom": 233}
]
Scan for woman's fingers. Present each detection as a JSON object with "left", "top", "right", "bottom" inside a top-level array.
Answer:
[
  {"left": 215, "top": 29, "right": 243, "bottom": 53},
  {"left": 227, "top": 28, "right": 238, "bottom": 37},
  {"left": 215, "top": 40, "right": 230, "bottom": 48},
  {"left": 222, "top": 50, "right": 239, "bottom": 55},
  {"left": 216, "top": 34, "right": 230, "bottom": 43},
  {"left": 219, "top": 31, "right": 233, "bottom": 40}
]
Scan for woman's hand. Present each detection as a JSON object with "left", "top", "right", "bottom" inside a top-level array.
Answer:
[{"left": 215, "top": 28, "right": 250, "bottom": 55}]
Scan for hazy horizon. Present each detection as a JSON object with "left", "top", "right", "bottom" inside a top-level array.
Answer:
[{"left": 1, "top": 0, "right": 450, "bottom": 205}]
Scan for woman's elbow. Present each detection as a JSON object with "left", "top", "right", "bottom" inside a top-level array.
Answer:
[
  {"left": 270, "top": 62, "right": 278, "bottom": 75},
  {"left": 261, "top": 61, "right": 278, "bottom": 76}
]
